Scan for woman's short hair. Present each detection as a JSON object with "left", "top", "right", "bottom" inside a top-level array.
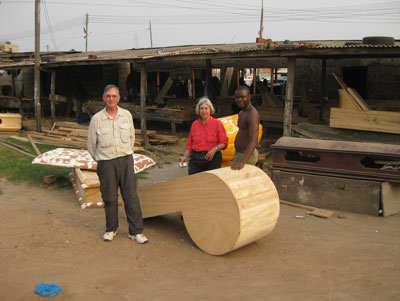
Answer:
[{"left": 195, "top": 97, "right": 215, "bottom": 115}]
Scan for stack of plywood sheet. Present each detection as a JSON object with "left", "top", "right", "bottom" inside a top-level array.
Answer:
[
  {"left": 330, "top": 73, "right": 400, "bottom": 134},
  {"left": 32, "top": 148, "right": 156, "bottom": 209}
]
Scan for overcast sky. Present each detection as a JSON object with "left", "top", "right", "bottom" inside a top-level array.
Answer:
[{"left": 0, "top": 0, "right": 399, "bottom": 52}]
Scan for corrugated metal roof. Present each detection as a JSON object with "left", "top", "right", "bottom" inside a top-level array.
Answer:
[{"left": 1, "top": 40, "right": 399, "bottom": 69}]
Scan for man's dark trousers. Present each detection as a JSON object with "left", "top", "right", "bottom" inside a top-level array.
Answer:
[{"left": 97, "top": 155, "right": 143, "bottom": 235}]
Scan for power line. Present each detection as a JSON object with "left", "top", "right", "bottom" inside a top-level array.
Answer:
[{"left": 42, "top": 0, "right": 59, "bottom": 50}]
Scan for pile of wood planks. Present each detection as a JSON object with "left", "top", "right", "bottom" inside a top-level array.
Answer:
[
  {"left": 330, "top": 72, "right": 400, "bottom": 134},
  {"left": 26, "top": 121, "right": 179, "bottom": 149}
]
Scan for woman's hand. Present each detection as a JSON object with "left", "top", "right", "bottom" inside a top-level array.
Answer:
[
  {"left": 180, "top": 152, "right": 190, "bottom": 167},
  {"left": 205, "top": 147, "right": 217, "bottom": 161}
]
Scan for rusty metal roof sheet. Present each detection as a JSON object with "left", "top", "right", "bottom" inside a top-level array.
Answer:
[{"left": 1, "top": 40, "right": 399, "bottom": 69}]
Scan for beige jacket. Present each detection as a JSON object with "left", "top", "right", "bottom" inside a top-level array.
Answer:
[{"left": 87, "top": 106, "right": 135, "bottom": 161}]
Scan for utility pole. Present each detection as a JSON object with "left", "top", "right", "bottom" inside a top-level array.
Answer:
[
  {"left": 149, "top": 21, "right": 153, "bottom": 48},
  {"left": 34, "top": 0, "right": 41, "bottom": 132},
  {"left": 85, "top": 13, "right": 89, "bottom": 52},
  {"left": 259, "top": 0, "right": 264, "bottom": 39}
]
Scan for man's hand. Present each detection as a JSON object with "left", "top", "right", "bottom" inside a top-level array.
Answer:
[{"left": 231, "top": 162, "right": 244, "bottom": 170}]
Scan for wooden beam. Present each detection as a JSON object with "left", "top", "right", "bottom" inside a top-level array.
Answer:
[
  {"left": 332, "top": 72, "right": 349, "bottom": 90},
  {"left": 154, "top": 76, "right": 173, "bottom": 104},
  {"left": 27, "top": 134, "right": 41, "bottom": 155},
  {"left": 347, "top": 88, "right": 370, "bottom": 110},
  {"left": 283, "top": 57, "right": 296, "bottom": 136},
  {"left": 0, "top": 138, "right": 35, "bottom": 157},
  {"left": 329, "top": 107, "right": 400, "bottom": 134},
  {"left": 220, "top": 67, "right": 234, "bottom": 97},
  {"left": 140, "top": 64, "right": 148, "bottom": 146},
  {"left": 50, "top": 71, "right": 56, "bottom": 125}
]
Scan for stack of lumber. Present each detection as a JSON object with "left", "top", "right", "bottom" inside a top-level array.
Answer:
[
  {"left": 258, "top": 106, "right": 308, "bottom": 124},
  {"left": 330, "top": 73, "right": 400, "bottom": 134},
  {"left": 26, "top": 121, "right": 179, "bottom": 148}
]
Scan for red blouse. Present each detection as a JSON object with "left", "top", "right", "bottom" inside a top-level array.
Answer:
[{"left": 186, "top": 116, "right": 228, "bottom": 153}]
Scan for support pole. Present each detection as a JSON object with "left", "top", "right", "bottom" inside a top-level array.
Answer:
[
  {"left": 34, "top": 0, "right": 41, "bottom": 132},
  {"left": 253, "top": 68, "right": 257, "bottom": 95},
  {"left": 319, "top": 58, "right": 327, "bottom": 121},
  {"left": 149, "top": 21, "right": 153, "bottom": 48},
  {"left": 270, "top": 68, "right": 274, "bottom": 93},
  {"left": 204, "top": 59, "right": 212, "bottom": 97},
  {"left": 259, "top": 0, "right": 264, "bottom": 39},
  {"left": 283, "top": 57, "right": 296, "bottom": 136},
  {"left": 192, "top": 69, "right": 196, "bottom": 99},
  {"left": 156, "top": 72, "right": 160, "bottom": 93},
  {"left": 140, "top": 64, "right": 148, "bottom": 147},
  {"left": 50, "top": 71, "right": 56, "bottom": 125}
]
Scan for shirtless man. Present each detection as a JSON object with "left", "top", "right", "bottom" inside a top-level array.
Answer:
[{"left": 231, "top": 86, "right": 260, "bottom": 170}]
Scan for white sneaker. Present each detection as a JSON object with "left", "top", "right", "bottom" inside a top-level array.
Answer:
[
  {"left": 128, "top": 233, "right": 148, "bottom": 244},
  {"left": 103, "top": 231, "right": 117, "bottom": 241}
]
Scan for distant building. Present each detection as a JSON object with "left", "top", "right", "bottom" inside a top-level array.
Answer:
[{"left": 0, "top": 42, "right": 19, "bottom": 53}]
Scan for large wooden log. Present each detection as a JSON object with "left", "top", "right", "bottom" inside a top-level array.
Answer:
[{"left": 138, "top": 165, "right": 280, "bottom": 255}]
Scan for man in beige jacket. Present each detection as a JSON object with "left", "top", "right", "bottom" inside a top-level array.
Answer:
[{"left": 87, "top": 84, "right": 148, "bottom": 244}]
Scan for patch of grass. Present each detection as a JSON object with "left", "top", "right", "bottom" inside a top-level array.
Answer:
[
  {"left": 0, "top": 144, "right": 71, "bottom": 189},
  {"left": 3, "top": 136, "right": 63, "bottom": 154}
]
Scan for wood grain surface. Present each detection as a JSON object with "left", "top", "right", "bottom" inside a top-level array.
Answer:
[{"left": 138, "top": 164, "right": 280, "bottom": 255}]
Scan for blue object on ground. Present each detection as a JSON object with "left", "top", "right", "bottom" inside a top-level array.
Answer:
[{"left": 35, "top": 283, "right": 62, "bottom": 297}]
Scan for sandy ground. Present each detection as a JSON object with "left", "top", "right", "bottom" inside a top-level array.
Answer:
[{"left": 1, "top": 160, "right": 400, "bottom": 300}]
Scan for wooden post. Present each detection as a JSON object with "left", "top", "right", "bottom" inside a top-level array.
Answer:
[
  {"left": 140, "top": 64, "right": 148, "bottom": 147},
  {"left": 236, "top": 68, "right": 240, "bottom": 88},
  {"left": 156, "top": 72, "right": 160, "bottom": 93},
  {"left": 270, "top": 68, "right": 274, "bottom": 93},
  {"left": 10, "top": 71, "right": 22, "bottom": 115},
  {"left": 253, "top": 68, "right": 257, "bottom": 95},
  {"left": 319, "top": 58, "right": 327, "bottom": 121},
  {"left": 50, "top": 71, "right": 56, "bottom": 125},
  {"left": 204, "top": 59, "right": 212, "bottom": 97},
  {"left": 34, "top": 0, "right": 41, "bottom": 132},
  {"left": 283, "top": 57, "right": 296, "bottom": 136},
  {"left": 192, "top": 69, "right": 196, "bottom": 99}
]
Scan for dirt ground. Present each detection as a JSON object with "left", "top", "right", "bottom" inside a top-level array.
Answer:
[
  {"left": 1, "top": 117, "right": 399, "bottom": 300},
  {"left": 1, "top": 160, "right": 400, "bottom": 300}
]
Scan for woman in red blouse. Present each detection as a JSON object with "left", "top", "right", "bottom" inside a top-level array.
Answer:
[{"left": 180, "top": 97, "right": 228, "bottom": 175}]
